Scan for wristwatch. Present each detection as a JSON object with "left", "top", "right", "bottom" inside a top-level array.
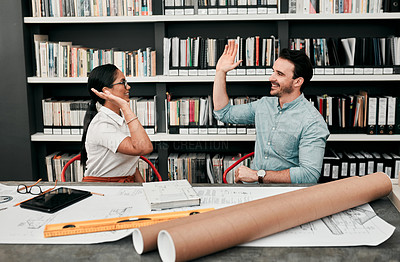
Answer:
[{"left": 257, "top": 170, "right": 266, "bottom": 184}]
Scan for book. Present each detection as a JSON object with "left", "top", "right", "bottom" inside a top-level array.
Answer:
[{"left": 142, "top": 179, "right": 201, "bottom": 210}]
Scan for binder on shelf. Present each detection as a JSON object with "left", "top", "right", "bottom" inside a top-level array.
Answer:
[
  {"left": 320, "top": 148, "right": 340, "bottom": 182},
  {"left": 267, "top": 0, "right": 278, "bottom": 13},
  {"left": 394, "top": 95, "right": 400, "bottom": 134},
  {"left": 390, "top": 152, "right": 400, "bottom": 179},
  {"left": 377, "top": 97, "right": 388, "bottom": 134},
  {"left": 343, "top": 151, "right": 357, "bottom": 177},
  {"left": 382, "top": 153, "right": 394, "bottom": 178},
  {"left": 371, "top": 152, "right": 384, "bottom": 173},
  {"left": 227, "top": 0, "right": 239, "bottom": 14},
  {"left": 353, "top": 152, "right": 366, "bottom": 176},
  {"left": 336, "top": 151, "right": 349, "bottom": 179},
  {"left": 386, "top": 96, "right": 396, "bottom": 134},
  {"left": 367, "top": 96, "right": 377, "bottom": 135},
  {"left": 360, "top": 151, "right": 375, "bottom": 175}
]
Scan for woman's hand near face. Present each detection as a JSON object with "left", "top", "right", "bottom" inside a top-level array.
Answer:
[{"left": 91, "top": 88, "right": 128, "bottom": 109}]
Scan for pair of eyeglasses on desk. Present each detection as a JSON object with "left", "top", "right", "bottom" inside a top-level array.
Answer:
[{"left": 15, "top": 179, "right": 58, "bottom": 206}]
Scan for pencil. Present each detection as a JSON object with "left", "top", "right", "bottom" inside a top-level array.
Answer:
[
  {"left": 14, "top": 196, "right": 35, "bottom": 207},
  {"left": 91, "top": 192, "right": 104, "bottom": 196}
]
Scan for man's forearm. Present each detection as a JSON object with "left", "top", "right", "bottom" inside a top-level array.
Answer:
[
  {"left": 213, "top": 70, "right": 230, "bottom": 111},
  {"left": 262, "top": 169, "right": 291, "bottom": 184}
]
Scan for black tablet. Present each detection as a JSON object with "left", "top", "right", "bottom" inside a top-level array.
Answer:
[{"left": 20, "top": 187, "right": 92, "bottom": 213}]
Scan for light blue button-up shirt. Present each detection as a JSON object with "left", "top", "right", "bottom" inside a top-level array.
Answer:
[{"left": 214, "top": 93, "right": 330, "bottom": 183}]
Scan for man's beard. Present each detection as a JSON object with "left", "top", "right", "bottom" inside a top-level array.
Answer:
[{"left": 270, "top": 84, "right": 294, "bottom": 97}]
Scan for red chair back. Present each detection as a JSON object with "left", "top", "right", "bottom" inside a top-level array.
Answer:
[
  {"left": 61, "top": 154, "right": 162, "bottom": 182},
  {"left": 222, "top": 152, "right": 255, "bottom": 184},
  {"left": 61, "top": 154, "right": 81, "bottom": 182}
]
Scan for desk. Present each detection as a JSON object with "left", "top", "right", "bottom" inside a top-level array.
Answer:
[{"left": 2, "top": 182, "right": 399, "bottom": 262}]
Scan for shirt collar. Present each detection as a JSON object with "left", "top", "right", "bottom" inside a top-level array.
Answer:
[
  {"left": 279, "top": 93, "right": 304, "bottom": 110},
  {"left": 99, "top": 106, "right": 124, "bottom": 126}
]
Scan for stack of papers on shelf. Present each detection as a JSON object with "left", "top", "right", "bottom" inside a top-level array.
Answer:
[{"left": 142, "top": 180, "right": 200, "bottom": 210}]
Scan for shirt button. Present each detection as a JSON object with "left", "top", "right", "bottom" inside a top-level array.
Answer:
[
  {"left": 264, "top": 156, "right": 268, "bottom": 159},
  {"left": 267, "top": 142, "right": 270, "bottom": 145},
  {"left": 279, "top": 112, "right": 282, "bottom": 114},
  {"left": 272, "top": 127, "right": 275, "bottom": 130}
]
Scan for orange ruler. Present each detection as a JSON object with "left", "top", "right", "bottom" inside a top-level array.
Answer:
[{"left": 44, "top": 208, "right": 214, "bottom": 238}]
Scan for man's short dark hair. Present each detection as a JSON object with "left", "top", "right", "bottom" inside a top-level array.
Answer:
[{"left": 279, "top": 48, "right": 313, "bottom": 91}]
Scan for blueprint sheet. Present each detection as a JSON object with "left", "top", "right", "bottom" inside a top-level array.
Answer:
[{"left": 0, "top": 184, "right": 395, "bottom": 245}]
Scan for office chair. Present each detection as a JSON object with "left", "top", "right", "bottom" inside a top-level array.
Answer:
[
  {"left": 61, "top": 154, "right": 162, "bottom": 182},
  {"left": 222, "top": 152, "right": 255, "bottom": 184}
]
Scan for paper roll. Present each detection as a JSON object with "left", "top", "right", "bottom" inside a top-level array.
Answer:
[
  {"left": 156, "top": 173, "right": 392, "bottom": 262},
  {"left": 132, "top": 188, "right": 265, "bottom": 254}
]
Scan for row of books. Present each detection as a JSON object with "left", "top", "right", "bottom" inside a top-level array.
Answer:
[
  {"left": 45, "top": 152, "right": 84, "bottom": 182},
  {"left": 309, "top": 93, "right": 400, "bottom": 135},
  {"left": 163, "top": 35, "right": 281, "bottom": 76},
  {"left": 164, "top": 0, "right": 279, "bottom": 15},
  {"left": 320, "top": 149, "right": 400, "bottom": 182},
  {"left": 138, "top": 153, "right": 159, "bottom": 181},
  {"left": 31, "top": 0, "right": 153, "bottom": 17},
  {"left": 45, "top": 152, "right": 159, "bottom": 182},
  {"left": 167, "top": 152, "right": 253, "bottom": 183},
  {"left": 41, "top": 97, "right": 156, "bottom": 135},
  {"left": 40, "top": 93, "right": 400, "bottom": 136},
  {"left": 34, "top": 34, "right": 156, "bottom": 78},
  {"left": 288, "top": 0, "right": 400, "bottom": 14},
  {"left": 166, "top": 93, "right": 400, "bottom": 135},
  {"left": 42, "top": 98, "right": 89, "bottom": 135},
  {"left": 45, "top": 149, "right": 398, "bottom": 183},
  {"left": 167, "top": 94, "right": 259, "bottom": 132},
  {"left": 290, "top": 36, "right": 400, "bottom": 67}
]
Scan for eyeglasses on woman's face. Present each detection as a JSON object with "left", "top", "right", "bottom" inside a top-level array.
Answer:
[{"left": 110, "top": 79, "right": 128, "bottom": 88}]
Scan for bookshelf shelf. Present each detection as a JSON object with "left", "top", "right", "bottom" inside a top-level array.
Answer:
[
  {"left": 31, "top": 132, "right": 400, "bottom": 142},
  {"left": 27, "top": 74, "right": 400, "bottom": 83},
  {"left": 284, "top": 13, "right": 400, "bottom": 20},
  {"left": 27, "top": 76, "right": 160, "bottom": 83},
  {"left": 23, "top": 13, "right": 400, "bottom": 24},
  {"left": 31, "top": 133, "right": 163, "bottom": 142}
]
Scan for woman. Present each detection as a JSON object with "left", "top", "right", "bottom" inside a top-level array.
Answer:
[{"left": 80, "top": 64, "right": 153, "bottom": 182}]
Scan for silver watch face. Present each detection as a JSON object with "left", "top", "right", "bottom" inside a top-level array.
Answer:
[{"left": 257, "top": 170, "right": 265, "bottom": 177}]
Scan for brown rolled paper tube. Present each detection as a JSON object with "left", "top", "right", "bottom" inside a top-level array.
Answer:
[
  {"left": 156, "top": 173, "right": 392, "bottom": 262},
  {"left": 132, "top": 200, "right": 253, "bottom": 254},
  {"left": 132, "top": 186, "right": 273, "bottom": 254}
]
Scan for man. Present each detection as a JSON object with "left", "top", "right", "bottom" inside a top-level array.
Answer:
[{"left": 213, "top": 41, "right": 329, "bottom": 184}]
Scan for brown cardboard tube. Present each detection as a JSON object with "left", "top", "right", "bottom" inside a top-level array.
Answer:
[
  {"left": 156, "top": 173, "right": 392, "bottom": 262},
  {"left": 132, "top": 187, "right": 266, "bottom": 254}
]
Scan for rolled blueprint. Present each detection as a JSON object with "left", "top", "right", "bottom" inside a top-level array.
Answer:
[{"left": 155, "top": 172, "right": 392, "bottom": 262}]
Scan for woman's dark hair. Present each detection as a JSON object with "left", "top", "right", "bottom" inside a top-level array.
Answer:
[
  {"left": 81, "top": 64, "right": 119, "bottom": 167},
  {"left": 278, "top": 48, "right": 313, "bottom": 92}
]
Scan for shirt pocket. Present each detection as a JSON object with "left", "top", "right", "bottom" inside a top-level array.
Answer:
[{"left": 272, "top": 130, "right": 299, "bottom": 159}]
